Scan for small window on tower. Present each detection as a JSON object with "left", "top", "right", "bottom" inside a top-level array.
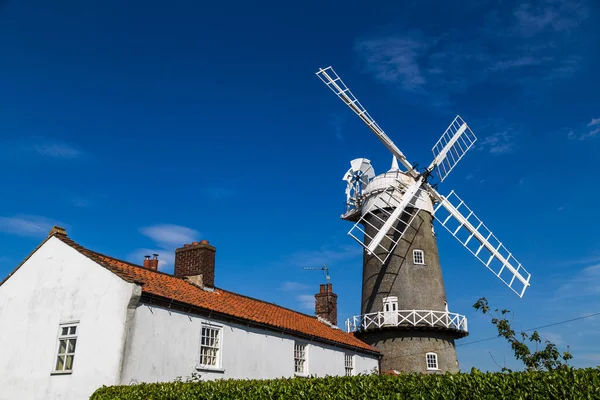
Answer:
[
  {"left": 426, "top": 352, "right": 439, "bottom": 370},
  {"left": 413, "top": 249, "right": 425, "bottom": 265}
]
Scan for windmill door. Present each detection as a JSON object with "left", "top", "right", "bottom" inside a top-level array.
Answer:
[{"left": 382, "top": 296, "right": 398, "bottom": 326}]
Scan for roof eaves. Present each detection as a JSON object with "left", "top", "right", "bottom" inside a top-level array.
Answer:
[{"left": 140, "top": 291, "right": 380, "bottom": 355}]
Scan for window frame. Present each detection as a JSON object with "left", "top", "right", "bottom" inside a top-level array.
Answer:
[
  {"left": 426, "top": 352, "right": 439, "bottom": 371},
  {"left": 413, "top": 249, "right": 425, "bottom": 265},
  {"left": 344, "top": 353, "right": 354, "bottom": 376},
  {"left": 51, "top": 321, "right": 79, "bottom": 375},
  {"left": 196, "top": 322, "right": 224, "bottom": 372},
  {"left": 294, "top": 341, "right": 308, "bottom": 376}
]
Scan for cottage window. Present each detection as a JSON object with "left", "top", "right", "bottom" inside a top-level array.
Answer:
[
  {"left": 344, "top": 353, "right": 354, "bottom": 376},
  {"left": 53, "top": 323, "right": 78, "bottom": 373},
  {"left": 413, "top": 249, "right": 425, "bottom": 265},
  {"left": 199, "top": 324, "right": 222, "bottom": 369},
  {"left": 426, "top": 352, "right": 439, "bottom": 370},
  {"left": 294, "top": 342, "right": 307, "bottom": 375}
]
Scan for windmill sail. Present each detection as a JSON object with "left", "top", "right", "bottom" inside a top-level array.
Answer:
[
  {"left": 316, "top": 67, "right": 417, "bottom": 178},
  {"left": 429, "top": 116, "right": 477, "bottom": 182},
  {"left": 433, "top": 190, "right": 531, "bottom": 297}
]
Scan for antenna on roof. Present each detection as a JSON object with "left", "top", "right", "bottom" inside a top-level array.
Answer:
[{"left": 303, "top": 264, "right": 331, "bottom": 284}]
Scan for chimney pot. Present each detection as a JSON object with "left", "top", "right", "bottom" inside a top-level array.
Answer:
[
  {"left": 184, "top": 244, "right": 191, "bottom": 248},
  {"left": 147, "top": 254, "right": 159, "bottom": 271},
  {"left": 200, "top": 240, "right": 209, "bottom": 245},
  {"left": 192, "top": 241, "right": 200, "bottom": 245}
]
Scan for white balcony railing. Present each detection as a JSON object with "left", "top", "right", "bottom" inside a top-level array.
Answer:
[{"left": 345, "top": 310, "right": 468, "bottom": 333}]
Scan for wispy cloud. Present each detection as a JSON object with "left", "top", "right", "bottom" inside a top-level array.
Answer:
[
  {"left": 2, "top": 138, "right": 85, "bottom": 161},
  {"left": 278, "top": 244, "right": 361, "bottom": 268},
  {"left": 354, "top": 0, "right": 590, "bottom": 106},
  {"left": 296, "top": 294, "right": 316, "bottom": 311},
  {"left": 556, "top": 264, "right": 600, "bottom": 299},
  {"left": 68, "top": 196, "right": 91, "bottom": 208},
  {"left": 0, "top": 215, "right": 64, "bottom": 238},
  {"left": 474, "top": 120, "right": 518, "bottom": 154},
  {"left": 478, "top": 130, "right": 516, "bottom": 154},
  {"left": 139, "top": 224, "right": 200, "bottom": 249},
  {"left": 34, "top": 142, "right": 83, "bottom": 159},
  {"left": 511, "top": 1, "right": 588, "bottom": 37},
  {"left": 134, "top": 224, "right": 201, "bottom": 271},
  {"left": 567, "top": 116, "right": 600, "bottom": 140},
  {"left": 279, "top": 281, "right": 311, "bottom": 292}
]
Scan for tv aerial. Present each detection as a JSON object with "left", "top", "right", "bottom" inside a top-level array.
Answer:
[{"left": 303, "top": 264, "right": 331, "bottom": 284}]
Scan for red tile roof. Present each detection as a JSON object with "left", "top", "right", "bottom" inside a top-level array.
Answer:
[{"left": 53, "top": 234, "right": 378, "bottom": 354}]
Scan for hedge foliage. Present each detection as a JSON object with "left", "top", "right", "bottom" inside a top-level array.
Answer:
[{"left": 91, "top": 368, "right": 600, "bottom": 400}]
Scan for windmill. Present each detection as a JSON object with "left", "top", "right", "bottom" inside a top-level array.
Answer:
[{"left": 316, "top": 66, "right": 531, "bottom": 373}]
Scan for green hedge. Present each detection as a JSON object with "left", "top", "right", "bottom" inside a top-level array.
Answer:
[{"left": 91, "top": 368, "right": 600, "bottom": 400}]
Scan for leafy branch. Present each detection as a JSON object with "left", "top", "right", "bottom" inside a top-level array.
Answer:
[{"left": 473, "top": 297, "right": 572, "bottom": 372}]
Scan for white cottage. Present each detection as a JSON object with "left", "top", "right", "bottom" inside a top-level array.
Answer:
[{"left": 0, "top": 227, "right": 379, "bottom": 400}]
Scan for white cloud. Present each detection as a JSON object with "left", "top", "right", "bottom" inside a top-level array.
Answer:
[
  {"left": 34, "top": 142, "right": 83, "bottom": 159},
  {"left": 279, "top": 244, "right": 361, "bottom": 268},
  {"left": 355, "top": 35, "right": 427, "bottom": 91},
  {"left": 135, "top": 224, "right": 201, "bottom": 271},
  {"left": 477, "top": 128, "right": 517, "bottom": 154},
  {"left": 69, "top": 196, "right": 91, "bottom": 208},
  {"left": 588, "top": 118, "right": 600, "bottom": 127},
  {"left": 556, "top": 264, "right": 600, "bottom": 299},
  {"left": 567, "top": 116, "right": 600, "bottom": 140},
  {"left": 279, "top": 281, "right": 310, "bottom": 292},
  {"left": 512, "top": 1, "right": 588, "bottom": 37},
  {"left": 0, "top": 215, "right": 64, "bottom": 237},
  {"left": 139, "top": 224, "right": 200, "bottom": 249},
  {"left": 296, "top": 294, "right": 315, "bottom": 311},
  {"left": 354, "top": 0, "right": 589, "bottom": 106}
]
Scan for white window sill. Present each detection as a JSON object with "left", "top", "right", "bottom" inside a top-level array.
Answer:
[
  {"left": 195, "top": 365, "right": 225, "bottom": 373},
  {"left": 426, "top": 368, "right": 440, "bottom": 371},
  {"left": 50, "top": 370, "right": 73, "bottom": 376},
  {"left": 294, "top": 372, "right": 309, "bottom": 377}
]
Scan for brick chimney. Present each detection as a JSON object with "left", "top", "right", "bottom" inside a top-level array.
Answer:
[
  {"left": 174, "top": 240, "right": 216, "bottom": 288},
  {"left": 315, "top": 283, "right": 338, "bottom": 326},
  {"left": 143, "top": 254, "right": 159, "bottom": 271}
]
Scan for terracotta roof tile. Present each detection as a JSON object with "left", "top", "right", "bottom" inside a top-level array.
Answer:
[{"left": 54, "top": 235, "right": 378, "bottom": 354}]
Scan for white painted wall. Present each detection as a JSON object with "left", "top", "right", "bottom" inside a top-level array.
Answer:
[
  {"left": 121, "top": 304, "right": 379, "bottom": 383},
  {"left": 0, "top": 237, "right": 138, "bottom": 400}
]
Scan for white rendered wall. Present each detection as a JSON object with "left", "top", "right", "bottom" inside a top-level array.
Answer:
[
  {"left": 121, "top": 304, "right": 379, "bottom": 383},
  {"left": 0, "top": 237, "right": 138, "bottom": 400}
]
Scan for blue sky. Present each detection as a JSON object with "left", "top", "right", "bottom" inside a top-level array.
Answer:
[{"left": 1, "top": 0, "right": 599, "bottom": 371}]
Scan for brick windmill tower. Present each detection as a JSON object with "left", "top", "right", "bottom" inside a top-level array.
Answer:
[{"left": 316, "top": 67, "right": 532, "bottom": 373}]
